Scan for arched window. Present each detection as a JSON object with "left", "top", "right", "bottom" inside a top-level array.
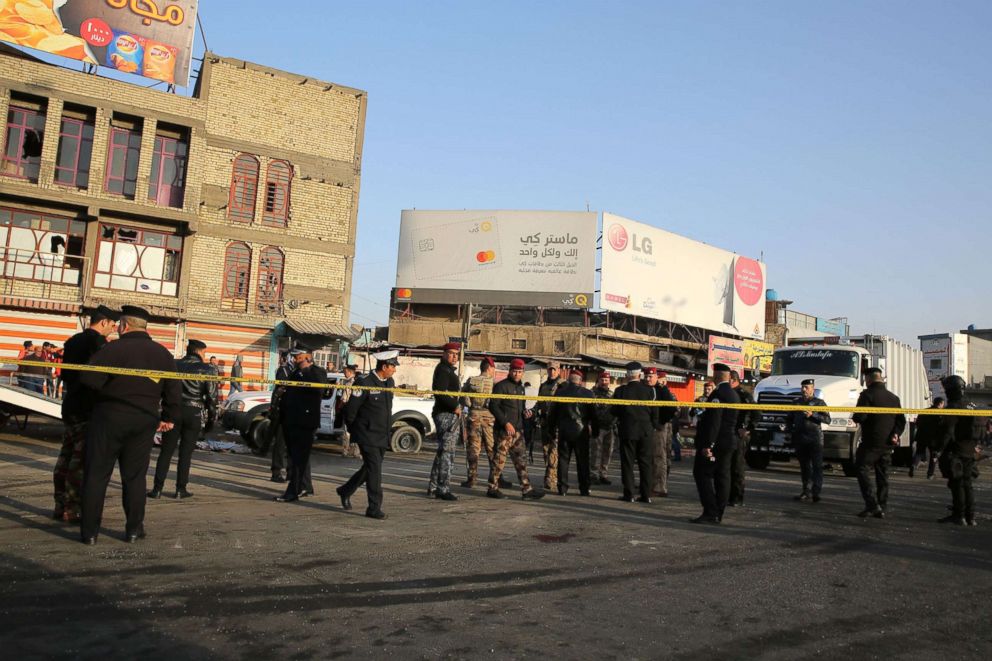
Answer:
[
  {"left": 221, "top": 242, "right": 252, "bottom": 311},
  {"left": 257, "top": 247, "right": 284, "bottom": 313},
  {"left": 261, "top": 160, "right": 291, "bottom": 227},
  {"left": 228, "top": 154, "right": 259, "bottom": 222}
]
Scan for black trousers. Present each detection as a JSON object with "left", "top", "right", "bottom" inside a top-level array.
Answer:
[
  {"left": 947, "top": 456, "right": 976, "bottom": 519},
  {"left": 153, "top": 405, "right": 201, "bottom": 489},
  {"left": 619, "top": 433, "right": 653, "bottom": 500},
  {"left": 81, "top": 411, "right": 158, "bottom": 538},
  {"left": 558, "top": 428, "right": 591, "bottom": 494},
  {"left": 284, "top": 424, "right": 317, "bottom": 498},
  {"left": 340, "top": 445, "right": 385, "bottom": 514},
  {"left": 856, "top": 445, "right": 891, "bottom": 510},
  {"left": 694, "top": 447, "right": 733, "bottom": 519},
  {"left": 795, "top": 441, "right": 824, "bottom": 496},
  {"left": 272, "top": 421, "right": 313, "bottom": 491},
  {"left": 729, "top": 431, "right": 748, "bottom": 503}
]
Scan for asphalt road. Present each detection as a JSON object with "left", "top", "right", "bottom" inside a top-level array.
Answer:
[{"left": 1, "top": 418, "right": 991, "bottom": 660}]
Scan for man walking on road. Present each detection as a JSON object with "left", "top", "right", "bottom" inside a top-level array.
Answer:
[
  {"left": 852, "top": 368, "right": 906, "bottom": 519},
  {"left": 79, "top": 306, "right": 181, "bottom": 545},
  {"left": 648, "top": 368, "right": 677, "bottom": 498},
  {"left": 339, "top": 351, "right": 399, "bottom": 519},
  {"left": 728, "top": 370, "right": 755, "bottom": 506},
  {"left": 691, "top": 363, "right": 740, "bottom": 524},
  {"left": 936, "top": 375, "right": 985, "bottom": 526},
  {"left": 274, "top": 346, "right": 328, "bottom": 502},
  {"left": 788, "top": 378, "right": 830, "bottom": 503},
  {"left": 589, "top": 371, "right": 616, "bottom": 485},
  {"left": 461, "top": 357, "right": 506, "bottom": 489},
  {"left": 910, "top": 397, "right": 945, "bottom": 479},
  {"left": 536, "top": 361, "right": 566, "bottom": 491},
  {"left": 487, "top": 358, "right": 544, "bottom": 501},
  {"left": 549, "top": 369, "right": 597, "bottom": 496},
  {"left": 428, "top": 342, "right": 462, "bottom": 501},
  {"left": 53, "top": 305, "right": 118, "bottom": 523}
]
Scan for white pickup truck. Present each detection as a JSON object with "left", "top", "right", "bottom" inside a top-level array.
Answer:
[{"left": 220, "top": 385, "right": 437, "bottom": 454}]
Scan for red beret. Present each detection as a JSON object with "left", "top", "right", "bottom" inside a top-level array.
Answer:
[
  {"left": 510, "top": 358, "right": 525, "bottom": 369},
  {"left": 658, "top": 371, "right": 667, "bottom": 378},
  {"left": 643, "top": 367, "right": 658, "bottom": 376},
  {"left": 481, "top": 356, "right": 495, "bottom": 368},
  {"left": 571, "top": 369, "right": 585, "bottom": 378},
  {"left": 442, "top": 342, "right": 461, "bottom": 351}
]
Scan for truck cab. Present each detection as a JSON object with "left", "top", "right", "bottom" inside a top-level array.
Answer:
[{"left": 748, "top": 336, "right": 929, "bottom": 476}]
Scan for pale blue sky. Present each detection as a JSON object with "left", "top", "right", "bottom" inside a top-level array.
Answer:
[{"left": 48, "top": 1, "right": 992, "bottom": 342}]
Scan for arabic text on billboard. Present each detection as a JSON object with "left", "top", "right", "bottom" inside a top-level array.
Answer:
[
  {"left": 707, "top": 336, "right": 745, "bottom": 376},
  {"left": 815, "top": 317, "right": 847, "bottom": 336},
  {"left": 601, "top": 213, "right": 767, "bottom": 339},
  {"left": 395, "top": 210, "right": 597, "bottom": 308},
  {"left": 0, "top": 0, "right": 198, "bottom": 86},
  {"left": 744, "top": 339, "right": 774, "bottom": 373}
]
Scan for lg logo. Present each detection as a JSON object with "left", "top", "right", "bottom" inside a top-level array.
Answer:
[{"left": 607, "top": 223, "right": 652, "bottom": 254}]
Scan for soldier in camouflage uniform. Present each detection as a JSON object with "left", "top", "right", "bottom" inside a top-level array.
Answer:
[
  {"left": 487, "top": 359, "right": 544, "bottom": 500},
  {"left": 53, "top": 305, "right": 119, "bottom": 522},
  {"left": 460, "top": 357, "right": 501, "bottom": 488},
  {"left": 536, "top": 361, "right": 565, "bottom": 490},
  {"left": 589, "top": 370, "right": 616, "bottom": 485}
]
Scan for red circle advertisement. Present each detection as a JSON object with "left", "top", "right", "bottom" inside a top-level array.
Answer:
[
  {"left": 80, "top": 18, "right": 112, "bottom": 47},
  {"left": 734, "top": 257, "right": 764, "bottom": 306},
  {"left": 607, "top": 224, "right": 628, "bottom": 251}
]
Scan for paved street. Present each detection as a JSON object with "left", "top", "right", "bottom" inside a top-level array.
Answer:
[{"left": 2, "top": 419, "right": 991, "bottom": 660}]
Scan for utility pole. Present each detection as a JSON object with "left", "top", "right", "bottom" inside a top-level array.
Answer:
[{"left": 458, "top": 302, "right": 473, "bottom": 379}]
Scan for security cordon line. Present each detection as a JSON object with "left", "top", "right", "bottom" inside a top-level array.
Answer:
[{"left": 6, "top": 359, "right": 988, "bottom": 416}]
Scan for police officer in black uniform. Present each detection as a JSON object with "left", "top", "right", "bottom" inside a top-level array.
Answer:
[
  {"left": 611, "top": 362, "right": 659, "bottom": 503},
  {"left": 852, "top": 367, "right": 906, "bottom": 518},
  {"left": 788, "top": 378, "right": 830, "bottom": 502},
  {"left": 728, "top": 370, "right": 755, "bottom": 506},
  {"left": 691, "top": 362, "right": 740, "bottom": 524},
  {"left": 549, "top": 368, "right": 597, "bottom": 496},
  {"left": 936, "top": 375, "right": 986, "bottom": 526},
  {"left": 338, "top": 350, "right": 399, "bottom": 519},
  {"left": 79, "top": 306, "right": 181, "bottom": 544},
  {"left": 149, "top": 339, "right": 218, "bottom": 500},
  {"left": 274, "top": 345, "right": 328, "bottom": 502}
]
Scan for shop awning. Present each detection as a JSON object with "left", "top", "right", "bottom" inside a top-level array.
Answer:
[{"left": 284, "top": 320, "right": 363, "bottom": 341}]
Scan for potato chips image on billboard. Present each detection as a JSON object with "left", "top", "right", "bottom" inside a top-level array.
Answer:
[
  {"left": 0, "top": 0, "right": 198, "bottom": 86},
  {"left": 395, "top": 210, "right": 597, "bottom": 308}
]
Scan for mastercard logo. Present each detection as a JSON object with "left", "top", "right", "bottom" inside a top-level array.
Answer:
[
  {"left": 476, "top": 250, "right": 496, "bottom": 263},
  {"left": 396, "top": 288, "right": 413, "bottom": 299}
]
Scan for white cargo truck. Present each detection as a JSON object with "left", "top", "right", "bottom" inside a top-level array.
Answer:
[{"left": 747, "top": 335, "right": 931, "bottom": 476}]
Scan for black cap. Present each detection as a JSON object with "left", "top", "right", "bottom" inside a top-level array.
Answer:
[
  {"left": 801, "top": 378, "right": 815, "bottom": 386},
  {"left": 625, "top": 361, "right": 643, "bottom": 372},
  {"left": 120, "top": 305, "right": 150, "bottom": 321},
  {"left": 187, "top": 339, "right": 207, "bottom": 352},
  {"left": 288, "top": 341, "right": 312, "bottom": 356},
  {"left": 91, "top": 304, "right": 120, "bottom": 323},
  {"left": 712, "top": 363, "right": 731, "bottom": 373}
]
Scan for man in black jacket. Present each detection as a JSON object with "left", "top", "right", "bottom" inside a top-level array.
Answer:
[
  {"left": 338, "top": 351, "right": 399, "bottom": 519},
  {"left": 428, "top": 342, "right": 462, "bottom": 501},
  {"left": 79, "top": 306, "right": 181, "bottom": 544},
  {"left": 589, "top": 371, "right": 616, "bottom": 485},
  {"left": 728, "top": 371, "right": 756, "bottom": 506},
  {"left": 487, "top": 358, "right": 544, "bottom": 500},
  {"left": 910, "top": 397, "right": 945, "bottom": 479},
  {"left": 611, "top": 362, "right": 660, "bottom": 504},
  {"left": 788, "top": 378, "right": 831, "bottom": 503},
  {"left": 691, "top": 363, "right": 740, "bottom": 524},
  {"left": 536, "top": 361, "right": 566, "bottom": 491},
  {"left": 53, "top": 304, "right": 119, "bottom": 523},
  {"left": 649, "top": 369, "right": 677, "bottom": 498},
  {"left": 936, "top": 375, "right": 985, "bottom": 526},
  {"left": 274, "top": 346, "right": 328, "bottom": 503},
  {"left": 149, "top": 339, "right": 218, "bottom": 500},
  {"left": 549, "top": 369, "right": 597, "bottom": 496},
  {"left": 852, "top": 367, "right": 906, "bottom": 518}
]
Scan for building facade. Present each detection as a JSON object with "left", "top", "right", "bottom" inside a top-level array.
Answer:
[{"left": 0, "top": 47, "right": 366, "bottom": 392}]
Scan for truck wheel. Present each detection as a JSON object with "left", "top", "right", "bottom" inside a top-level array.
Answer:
[
  {"left": 841, "top": 459, "right": 859, "bottom": 477},
  {"left": 745, "top": 450, "right": 770, "bottom": 470},
  {"left": 390, "top": 424, "right": 423, "bottom": 454}
]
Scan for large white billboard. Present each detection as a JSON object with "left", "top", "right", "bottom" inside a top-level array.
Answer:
[
  {"left": 600, "top": 213, "right": 767, "bottom": 339},
  {"left": 394, "top": 210, "right": 597, "bottom": 308}
]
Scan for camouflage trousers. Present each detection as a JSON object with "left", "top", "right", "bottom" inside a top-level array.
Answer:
[
  {"left": 490, "top": 431, "right": 533, "bottom": 494},
  {"left": 652, "top": 423, "right": 673, "bottom": 494},
  {"left": 541, "top": 424, "right": 559, "bottom": 490},
  {"left": 53, "top": 417, "right": 88, "bottom": 517},
  {"left": 590, "top": 426, "right": 615, "bottom": 479},
  {"left": 429, "top": 412, "right": 461, "bottom": 495},
  {"left": 465, "top": 409, "right": 496, "bottom": 484}
]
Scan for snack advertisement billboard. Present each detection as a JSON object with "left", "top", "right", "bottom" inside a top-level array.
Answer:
[
  {"left": 744, "top": 339, "right": 775, "bottom": 373},
  {"left": 395, "top": 210, "right": 597, "bottom": 308},
  {"left": 0, "top": 0, "right": 198, "bottom": 86},
  {"left": 600, "top": 212, "right": 767, "bottom": 339}
]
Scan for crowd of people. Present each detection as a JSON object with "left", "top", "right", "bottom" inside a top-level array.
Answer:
[
  {"left": 14, "top": 340, "right": 64, "bottom": 397},
  {"left": 24, "top": 304, "right": 989, "bottom": 544}
]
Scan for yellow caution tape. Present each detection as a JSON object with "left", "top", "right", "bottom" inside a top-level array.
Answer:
[{"left": 6, "top": 359, "right": 988, "bottom": 417}]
